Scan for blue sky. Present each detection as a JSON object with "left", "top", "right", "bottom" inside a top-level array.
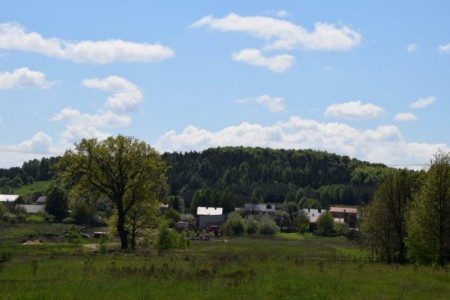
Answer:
[{"left": 0, "top": 0, "right": 449, "bottom": 168}]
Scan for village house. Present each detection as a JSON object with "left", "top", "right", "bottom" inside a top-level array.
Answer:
[
  {"left": 243, "top": 203, "right": 276, "bottom": 216},
  {"left": 196, "top": 206, "right": 226, "bottom": 230},
  {"left": 329, "top": 206, "right": 358, "bottom": 228},
  {"left": 0, "top": 194, "right": 21, "bottom": 211},
  {"left": 303, "top": 208, "right": 325, "bottom": 231}
]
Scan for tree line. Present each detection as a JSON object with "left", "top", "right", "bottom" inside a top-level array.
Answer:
[{"left": 361, "top": 151, "right": 450, "bottom": 266}]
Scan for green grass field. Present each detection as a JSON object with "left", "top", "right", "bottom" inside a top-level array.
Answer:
[
  {"left": 14, "top": 181, "right": 53, "bottom": 197},
  {"left": 1, "top": 224, "right": 449, "bottom": 299}
]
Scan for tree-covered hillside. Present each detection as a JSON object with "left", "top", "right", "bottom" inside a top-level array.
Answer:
[
  {"left": 1, "top": 147, "right": 390, "bottom": 209},
  {"left": 163, "top": 147, "right": 390, "bottom": 212}
]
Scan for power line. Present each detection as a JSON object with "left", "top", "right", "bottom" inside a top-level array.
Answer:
[{"left": 0, "top": 148, "right": 63, "bottom": 156}]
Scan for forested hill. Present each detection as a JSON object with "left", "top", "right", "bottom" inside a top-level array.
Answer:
[
  {"left": 1, "top": 147, "right": 390, "bottom": 210},
  {"left": 162, "top": 147, "right": 390, "bottom": 212}
]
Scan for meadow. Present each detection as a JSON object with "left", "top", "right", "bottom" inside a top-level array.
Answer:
[{"left": 1, "top": 224, "right": 450, "bottom": 299}]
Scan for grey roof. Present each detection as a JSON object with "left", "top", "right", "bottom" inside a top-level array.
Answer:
[
  {"left": 15, "top": 204, "right": 46, "bottom": 214},
  {"left": 36, "top": 196, "right": 47, "bottom": 204},
  {"left": 0, "top": 194, "right": 20, "bottom": 202},
  {"left": 244, "top": 203, "right": 276, "bottom": 213}
]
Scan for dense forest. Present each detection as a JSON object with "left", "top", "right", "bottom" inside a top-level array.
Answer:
[
  {"left": 1, "top": 147, "right": 391, "bottom": 210},
  {"left": 163, "top": 147, "right": 389, "bottom": 211}
]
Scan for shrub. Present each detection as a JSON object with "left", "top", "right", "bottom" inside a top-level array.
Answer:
[
  {"left": 259, "top": 215, "right": 279, "bottom": 235},
  {"left": 154, "top": 222, "right": 188, "bottom": 250},
  {"left": 2, "top": 212, "right": 18, "bottom": 224},
  {"left": 294, "top": 212, "right": 310, "bottom": 234},
  {"left": 220, "top": 212, "right": 245, "bottom": 236},
  {"left": 334, "top": 222, "right": 350, "bottom": 236},
  {"left": 317, "top": 211, "right": 335, "bottom": 236},
  {"left": 246, "top": 216, "right": 259, "bottom": 235},
  {"left": 26, "top": 215, "right": 45, "bottom": 224}
]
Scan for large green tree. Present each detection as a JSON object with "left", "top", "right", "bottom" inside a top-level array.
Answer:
[
  {"left": 407, "top": 151, "right": 450, "bottom": 265},
  {"left": 54, "top": 135, "right": 167, "bottom": 250},
  {"left": 360, "top": 169, "right": 416, "bottom": 263},
  {"left": 45, "top": 184, "right": 69, "bottom": 221}
]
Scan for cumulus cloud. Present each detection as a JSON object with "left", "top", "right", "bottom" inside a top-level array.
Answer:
[
  {"left": 236, "top": 94, "right": 286, "bottom": 112},
  {"left": 394, "top": 112, "right": 417, "bottom": 121},
  {"left": 438, "top": 43, "right": 450, "bottom": 54},
  {"left": 191, "top": 13, "right": 361, "bottom": 51},
  {"left": 157, "top": 117, "right": 448, "bottom": 168},
  {"left": 51, "top": 76, "right": 142, "bottom": 146},
  {"left": 0, "top": 22, "right": 174, "bottom": 64},
  {"left": 262, "top": 10, "right": 291, "bottom": 18},
  {"left": 232, "top": 48, "right": 294, "bottom": 73},
  {"left": 83, "top": 76, "right": 143, "bottom": 112},
  {"left": 410, "top": 96, "right": 436, "bottom": 109},
  {"left": 0, "top": 67, "right": 54, "bottom": 89},
  {"left": 50, "top": 107, "right": 131, "bottom": 145},
  {"left": 324, "top": 100, "right": 384, "bottom": 120},
  {"left": 406, "top": 43, "right": 418, "bottom": 53}
]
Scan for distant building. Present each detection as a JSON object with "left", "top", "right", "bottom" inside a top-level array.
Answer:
[
  {"left": 196, "top": 207, "right": 226, "bottom": 229},
  {"left": 0, "top": 194, "right": 20, "bottom": 202},
  {"left": 303, "top": 208, "right": 325, "bottom": 231},
  {"left": 244, "top": 203, "right": 276, "bottom": 215},
  {"left": 329, "top": 206, "right": 358, "bottom": 228},
  {"left": 36, "top": 196, "right": 47, "bottom": 205},
  {"left": 15, "top": 204, "right": 46, "bottom": 214}
]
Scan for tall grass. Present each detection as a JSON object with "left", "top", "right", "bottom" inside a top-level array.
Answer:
[{"left": 1, "top": 227, "right": 449, "bottom": 299}]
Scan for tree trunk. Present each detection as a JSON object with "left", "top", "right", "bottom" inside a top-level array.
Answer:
[{"left": 117, "top": 208, "right": 128, "bottom": 250}]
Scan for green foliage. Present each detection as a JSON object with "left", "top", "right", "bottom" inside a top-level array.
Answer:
[
  {"left": 154, "top": 222, "right": 188, "bottom": 250},
  {"left": 294, "top": 211, "right": 310, "bottom": 234},
  {"left": 360, "top": 169, "right": 415, "bottom": 263},
  {"left": 334, "top": 222, "right": 350, "bottom": 236},
  {"left": 406, "top": 151, "right": 450, "bottom": 266},
  {"left": 220, "top": 212, "right": 245, "bottom": 236},
  {"left": 70, "top": 200, "right": 96, "bottom": 225},
  {"left": 54, "top": 135, "right": 167, "bottom": 250},
  {"left": 65, "top": 226, "right": 83, "bottom": 243},
  {"left": 259, "top": 215, "right": 279, "bottom": 235},
  {"left": 25, "top": 215, "right": 46, "bottom": 224},
  {"left": 163, "top": 207, "right": 181, "bottom": 227},
  {"left": 0, "top": 202, "right": 8, "bottom": 217},
  {"left": 45, "top": 184, "right": 69, "bottom": 221},
  {"left": 274, "top": 210, "right": 291, "bottom": 228},
  {"left": 246, "top": 216, "right": 259, "bottom": 235},
  {"left": 316, "top": 211, "right": 334, "bottom": 236}
]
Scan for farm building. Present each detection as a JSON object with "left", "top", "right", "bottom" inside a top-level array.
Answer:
[
  {"left": 196, "top": 207, "right": 226, "bottom": 230},
  {"left": 36, "top": 196, "right": 47, "bottom": 205},
  {"left": 15, "top": 204, "right": 46, "bottom": 214},
  {"left": 243, "top": 203, "right": 276, "bottom": 215},
  {"left": 329, "top": 206, "right": 358, "bottom": 228},
  {"left": 0, "top": 194, "right": 21, "bottom": 211}
]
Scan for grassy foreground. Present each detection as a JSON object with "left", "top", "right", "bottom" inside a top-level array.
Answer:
[{"left": 1, "top": 225, "right": 450, "bottom": 299}]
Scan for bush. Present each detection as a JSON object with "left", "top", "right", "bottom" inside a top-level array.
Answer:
[
  {"left": 317, "top": 211, "right": 335, "bottom": 236},
  {"left": 154, "top": 222, "right": 188, "bottom": 250},
  {"left": 2, "top": 212, "right": 18, "bottom": 224},
  {"left": 294, "top": 212, "right": 310, "bottom": 234},
  {"left": 334, "top": 222, "right": 350, "bottom": 236},
  {"left": 26, "top": 215, "right": 45, "bottom": 224},
  {"left": 246, "top": 216, "right": 259, "bottom": 235},
  {"left": 220, "top": 212, "right": 245, "bottom": 236},
  {"left": 259, "top": 215, "right": 279, "bottom": 235}
]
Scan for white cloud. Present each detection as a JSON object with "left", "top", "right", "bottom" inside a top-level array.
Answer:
[
  {"left": 406, "top": 43, "right": 418, "bottom": 53},
  {"left": 410, "top": 96, "right": 436, "bottom": 109},
  {"left": 83, "top": 76, "right": 143, "bottom": 112},
  {"left": 262, "top": 10, "right": 291, "bottom": 18},
  {"left": 438, "top": 43, "right": 450, "bottom": 54},
  {"left": 19, "top": 132, "right": 52, "bottom": 152},
  {"left": 394, "top": 112, "right": 417, "bottom": 121},
  {"left": 191, "top": 13, "right": 361, "bottom": 51},
  {"left": 236, "top": 94, "right": 286, "bottom": 112},
  {"left": 157, "top": 117, "right": 448, "bottom": 168},
  {"left": 51, "top": 108, "right": 131, "bottom": 146},
  {"left": 324, "top": 100, "right": 384, "bottom": 120},
  {"left": 0, "top": 22, "right": 174, "bottom": 64},
  {"left": 0, "top": 67, "right": 54, "bottom": 89},
  {"left": 232, "top": 48, "right": 294, "bottom": 73}
]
